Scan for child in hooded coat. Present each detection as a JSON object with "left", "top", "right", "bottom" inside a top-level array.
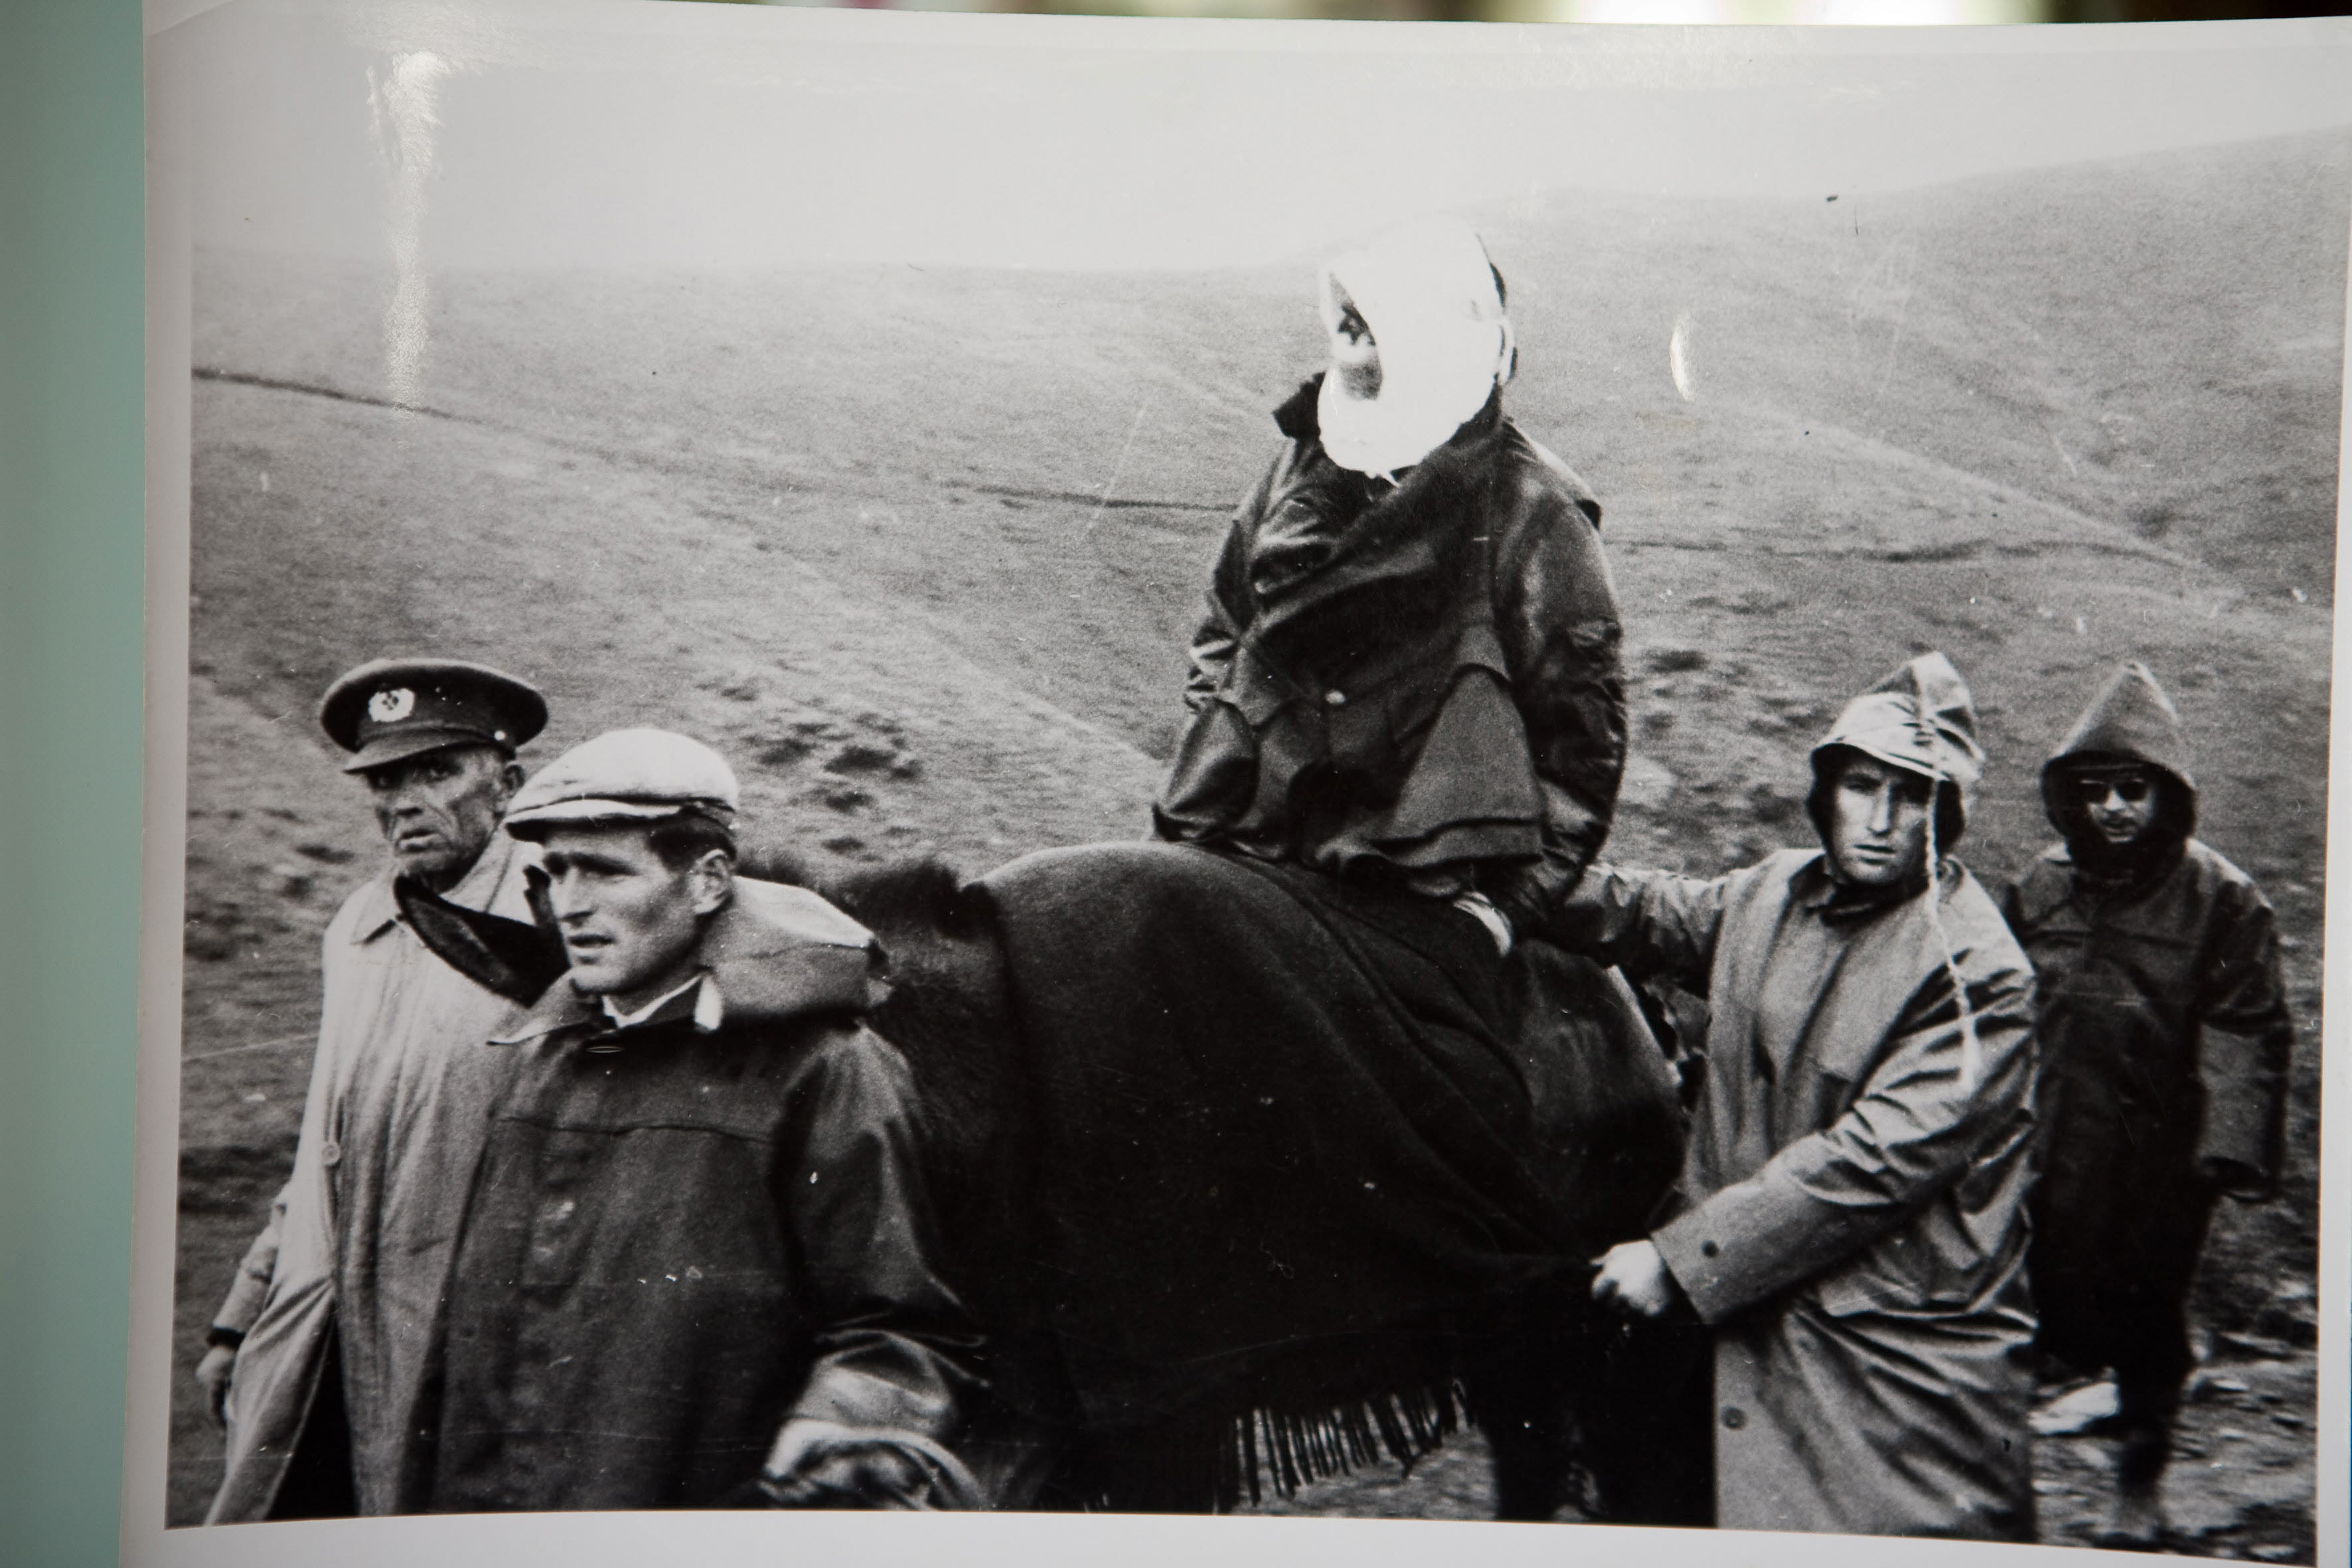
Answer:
[{"left": 2002, "top": 661, "right": 2294, "bottom": 1549}]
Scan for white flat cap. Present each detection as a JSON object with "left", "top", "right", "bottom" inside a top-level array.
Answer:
[{"left": 504, "top": 727, "right": 740, "bottom": 839}]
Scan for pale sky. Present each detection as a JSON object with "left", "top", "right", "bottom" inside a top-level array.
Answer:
[{"left": 162, "top": 0, "right": 2352, "bottom": 271}]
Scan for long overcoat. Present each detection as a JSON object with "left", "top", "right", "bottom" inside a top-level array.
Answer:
[
  {"left": 1555, "top": 849, "right": 2039, "bottom": 1540},
  {"left": 210, "top": 833, "right": 534, "bottom": 1521}
]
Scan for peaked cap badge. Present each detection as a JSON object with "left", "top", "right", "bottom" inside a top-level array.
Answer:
[{"left": 368, "top": 686, "right": 417, "bottom": 724}]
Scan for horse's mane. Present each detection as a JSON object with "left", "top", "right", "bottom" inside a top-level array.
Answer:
[{"left": 736, "top": 847, "right": 994, "bottom": 942}]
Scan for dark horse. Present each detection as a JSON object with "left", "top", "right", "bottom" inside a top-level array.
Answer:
[
  {"left": 808, "top": 843, "right": 1697, "bottom": 1520},
  {"left": 406, "top": 840, "right": 1698, "bottom": 1518}
]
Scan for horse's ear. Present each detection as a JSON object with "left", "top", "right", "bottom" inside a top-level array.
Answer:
[{"left": 921, "top": 862, "right": 995, "bottom": 939}]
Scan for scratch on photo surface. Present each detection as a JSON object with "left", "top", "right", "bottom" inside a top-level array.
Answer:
[
  {"left": 1847, "top": 230, "right": 1919, "bottom": 402},
  {"left": 368, "top": 50, "right": 453, "bottom": 411},
  {"left": 1088, "top": 402, "right": 1150, "bottom": 534},
  {"left": 2049, "top": 430, "right": 2080, "bottom": 477},
  {"left": 1668, "top": 311, "right": 1696, "bottom": 403}
]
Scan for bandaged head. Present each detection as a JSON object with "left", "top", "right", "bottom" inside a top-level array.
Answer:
[{"left": 1315, "top": 217, "right": 1516, "bottom": 478}]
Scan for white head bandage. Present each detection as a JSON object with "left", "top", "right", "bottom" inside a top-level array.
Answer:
[{"left": 1314, "top": 217, "right": 1515, "bottom": 478}]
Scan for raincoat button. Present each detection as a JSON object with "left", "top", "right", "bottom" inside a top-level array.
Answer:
[
  {"left": 319, "top": 1140, "right": 341, "bottom": 1168},
  {"left": 1700, "top": 1240, "right": 1720, "bottom": 1258},
  {"left": 1721, "top": 1406, "right": 1745, "bottom": 1431},
  {"left": 1324, "top": 690, "right": 1347, "bottom": 707}
]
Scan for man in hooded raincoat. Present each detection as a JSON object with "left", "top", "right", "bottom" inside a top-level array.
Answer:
[
  {"left": 1553, "top": 653, "right": 2040, "bottom": 1541},
  {"left": 2002, "top": 661, "right": 2293, "bottom": 1549}
]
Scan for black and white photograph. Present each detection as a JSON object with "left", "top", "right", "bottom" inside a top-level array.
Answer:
[{"left": 129, "top": 2, "right": 2347, "bottom": 1561}]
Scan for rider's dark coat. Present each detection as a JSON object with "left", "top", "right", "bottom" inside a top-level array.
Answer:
[{"left": 1154, "top": 380, "right": 1626, "bottom": 935}]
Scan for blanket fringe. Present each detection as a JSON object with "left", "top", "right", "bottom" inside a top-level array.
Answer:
[{"left": 1221, "top": 1381, "right": 1466, "bottom": 1509}]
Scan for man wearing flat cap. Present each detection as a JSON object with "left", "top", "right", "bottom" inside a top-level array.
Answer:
[
  {"left": 410, "top": 729, "right": 980, "bottom": 1512},
  {"left": 203, "top": 658, "right": 551, "bottom": 1522}
]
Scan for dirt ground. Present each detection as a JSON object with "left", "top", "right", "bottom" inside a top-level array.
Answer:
[
  {"left": 1239, "top": 1352, "right": 2321, "bottom": 1561},
  {"left": 163, "top": 127, "right": 2343, "bottom": 1549}
]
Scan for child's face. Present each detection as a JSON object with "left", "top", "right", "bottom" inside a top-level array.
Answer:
[{"left": 2073, "top": 767, "right": 2161, "bottom": 848}]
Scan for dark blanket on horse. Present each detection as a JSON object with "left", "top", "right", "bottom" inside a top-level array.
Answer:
[{"left": 981, "top": 842, "right": 1681, "bottom": 1446}]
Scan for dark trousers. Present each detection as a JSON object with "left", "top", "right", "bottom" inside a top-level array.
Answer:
[
  {"left": 2032, "top": 1192, "right": 2217, "bottom": 1482},
  {"left": 1581, "top": 1308, "right": 1715, "bottom": 1526}
]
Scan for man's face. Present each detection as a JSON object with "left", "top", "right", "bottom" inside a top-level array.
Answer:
[
  {"left": 360, "top": 745, "right": 520, "bottom": 892},
  {"left": 1825, "top": 753, "right": 1936, "bottom": 890},
  {"left": 537, "top": 823, "right": 730, "bottom": 1008},
  {"left": 1327, "top": 291, "right": 1382, "bottom": 402},
  {"left": 2072, "top": 765, "right": 2161, "bottom": 848}
]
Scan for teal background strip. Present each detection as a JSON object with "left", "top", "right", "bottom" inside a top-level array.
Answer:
[{"left": 0, "top": 0, "right": 148, "bottom": 1563}]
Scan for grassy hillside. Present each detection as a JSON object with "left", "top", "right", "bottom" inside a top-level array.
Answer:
[{"left": 169, "top": 127, "right": 2343, "bottom": 1542}]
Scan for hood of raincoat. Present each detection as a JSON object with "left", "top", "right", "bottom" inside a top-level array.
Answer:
[
  {"left": 2041, "top": 660, "right": 2198, "bottom": 854},
  {"left": 1314, "top": 216, "right": 1516, "bottom": 478},
  {"left": 1806, "top": 651, "right": 1984, "bottom": 852}
]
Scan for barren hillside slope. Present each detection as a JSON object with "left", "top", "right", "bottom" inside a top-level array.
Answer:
[{"left": 168, "top": 129, "right": 2343, "bottom": 1544}]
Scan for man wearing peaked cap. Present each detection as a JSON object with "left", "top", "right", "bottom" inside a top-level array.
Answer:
[
  {"left": 2003, "top": 662, "right": 2294, "bottom": 1549},
  {"left": 409, "top": 728, "right": 981, "bottom": 1514},
  {"left": 1551, "top": 651, "right": 2039, "bottom": 1540},
  {"left": 319, "top": 657, "right": 548, "bottom": 774},
  {"left": 309, "top": 658, "right": 548, "bottom": 899},
  {"left": 204, "top": 657, "right": 552, "bottom": 1524}
]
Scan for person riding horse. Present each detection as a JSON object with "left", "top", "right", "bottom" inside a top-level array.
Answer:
[
  {"left": 956, "top": 214, "right": 1668, "bottom": 1510},
  {"left": 1155, "top": 214, "right": 1626, "bottom": 973}
]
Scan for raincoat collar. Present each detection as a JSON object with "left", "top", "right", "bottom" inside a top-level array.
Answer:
[
  {"left": 493, "top": 877, "right": 884, "bottom": 1047},
  {"left": 1791, "top": 850, "right": 1950, "bottom": 924},
  {"left": 1273, "top": 374, "right": 1506, "bottom": 473},
  {"left": 494, "top": 969, "right": 714, "bottom": 1050},
  {"left": 2041, "top": 834, "right": 2191, "bottom": 898},
  {"left": 599, "top": 971, "right": 722, "bottom": 1032}
]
